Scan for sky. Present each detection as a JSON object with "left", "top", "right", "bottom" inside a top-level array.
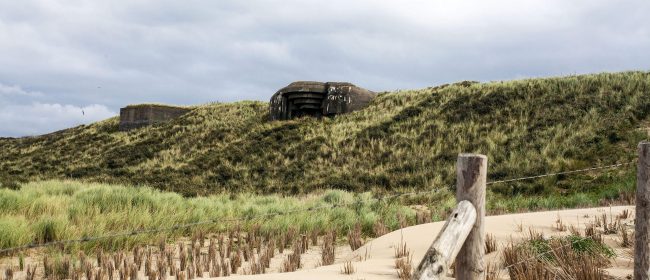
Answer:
[{"left": 0, "top": 0, "right": 649, "bottom": 137}]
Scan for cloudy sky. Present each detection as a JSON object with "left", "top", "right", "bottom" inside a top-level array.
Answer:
[{"left": 0, "top": 0, "right": 649, "bottom": 137}]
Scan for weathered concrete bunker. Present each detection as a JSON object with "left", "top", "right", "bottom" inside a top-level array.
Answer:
[
  {"left": 119, "top": 104, "right": 191, "bottom": 131},
  {"left": 269, "top": 81, "right": 376, "bottom": 121}
]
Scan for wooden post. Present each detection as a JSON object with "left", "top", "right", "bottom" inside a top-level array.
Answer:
[
  {"left": 412, "top": 200, "right": 477, "bottom": 280},
  {"left": 455, "top": 153, "right": 487, "bottom": 280},
  {"left": 636, "top": 142, "right": 650, "bottom": 280}
]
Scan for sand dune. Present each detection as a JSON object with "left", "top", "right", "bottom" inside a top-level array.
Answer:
[{"left": 218, "top": 205, "right": 636, "bottom": 280}]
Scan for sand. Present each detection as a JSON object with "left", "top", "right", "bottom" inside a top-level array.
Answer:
[{"left": 217, "top": 205, "right": 636, "bottom": 280}]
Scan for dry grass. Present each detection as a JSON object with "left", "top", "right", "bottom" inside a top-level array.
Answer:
[
  {"left": 373, "top": 220, "right": 389, "bottom": 237},
  {"left": 321, "top": 231, "right": 336, "bottom": 266},
  {"left": 515, "top": 221, "right": 524, "bottom": 233},
  {"left": 619, "top": 226, "right": 633, "bottom": 248},
  {"left": 485, "top": 262, "right": 501, "bottom": 280},
  {"left": 25, "top": 265, "right": 36, "bottom": 280},
  {"left": 1, "top": 225, "right": 359, "bottom": 280},
  {"left": 617, "top": 209, "right": 630, "bottom": 220},
  {"left": 3, "top": 268, "right": 13, "bottom": 280},
  {"left": 395, "top": 256, "right": 412, "bottom": 280},
  {"left": 394, "top": 240, "right": 410, "bottom": 259},
  {"left": 341, "top": 261, "right": 355, "bottom": 275},
  {"left": 502, "top": 229, "right": 613, "bottom": 280},
  {"left": 415, "top": 210, "right": 432, "bottom": 225},
  {"left": 555, "top": 215, "right": 567, "bottom": 232},
  {"left": 485, "top": 233, "right": 498, "bottom": 254},
  {"left": 601, "top": 213, "right": 619, "bottom": 234},
  {"left": 348, "top": 223, "right": 364, "bottom": 251},
  {"left": 394, "top": 232, "right": 412, "bottom": 279},
  {"left": 282, "top": 240, "right": 302, "bottom": 273}
]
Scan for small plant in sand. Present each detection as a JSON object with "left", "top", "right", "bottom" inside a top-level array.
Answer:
[
  {"left": 569, "top": 225, "right": 581, "bottom": 236},
  {"left": 397, "top": 212, "right": 409, "bottom": 229},
  {"left": 309, "top": 229, "right": 319, "bottom": 246},
  {"left": 503, "top": 232, "right": 614, "bottom": 280},
  {"left": 485, "top": 262, "right": 501, "bottom": 280},
  {"left": 282, "top": 240, "right": 302, "bottom": 272},
  {"left": 18, "top": 254, "right": 23, "bottom": 271},
  {"left": 348, "top": 223, "right": 364, "bottom": 251},
  {"left": 341, "top": 261, "right": 355, "bottom": 275},
  {"left": 3, "top": 268, "right": 13, "bottom": 280},
  {"left": 394, "top": 239, "right": 410, "bottom": 259},
  {"left": 321, "top": 231, "right": 336, "bottom": 266},
  {"left": 248, "top": 255, "right": 265, "bottom": 275},
  {"left": 25, "top": 265, "right": 36, "bottom": 280},
  {"left": 584, "top": 223, "right": 603, "bottom": 244},
  {"left": 220, "top": 258, "right": 231, "bottom": 276},
  {"left": 416, "top": 210, "right": 432, "bottom": 224},
  {"left": 285, "top": 227, "right": 297, "bottom": 250},
  {"left": 619, "top": 226, "right": 633, "bottom": 248},
  {"left": 300, "top": 234, "right": 309, "bottom": 253},
  {"left": 554, "top": 215, "right": 567, "bottom": 232},
  {"left": 601, "top": 213, "right": 618, "bottom": 234},
  {"left": 395, "top": 254, "right": 412, "bottom": 280},
  {"left": 515, "top": 221, "right": 524, "bottom": 232},
  {"left": 373, "top": 220, "right": 389, "bottom": 237},
  {"left": 485, "top": 233, "right": 498, "bottom": 254}
]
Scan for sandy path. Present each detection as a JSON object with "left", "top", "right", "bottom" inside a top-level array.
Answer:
[{"left": 216, "top": 205, "right": 636, "bottom": 280}]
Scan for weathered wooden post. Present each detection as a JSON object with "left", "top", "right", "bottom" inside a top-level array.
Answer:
[
  {"left": 455, "top": 153, "right": 487, "bottom": 280},
  {"left": 412, "top": 201, "right": 477, "bottom": 280},
  {"left": 636, "top": 142, "right": 650, "bottom": 280}
]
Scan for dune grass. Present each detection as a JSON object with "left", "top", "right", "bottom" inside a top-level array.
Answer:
[
  {"left": 0, "top": 180, "right": 417, "bottom": 253},
  {"left": 0, "top": 170, "right": 637, "bottom": 254},
  {"left": 0, "top": 71, "right": 648, "bottom": 197},
  {"left": 0, "top": 71, "right": 647, "bottom": 257}
]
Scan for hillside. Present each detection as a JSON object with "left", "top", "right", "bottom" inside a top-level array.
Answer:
[{"left": 1, "top": 71, "right": 649, "bottom": 196}]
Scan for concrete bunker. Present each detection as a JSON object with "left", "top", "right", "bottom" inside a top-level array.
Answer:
[
  {"left": 269, "top": 81, "right": 376, "bottom": 121},
  {"left": 119, "top": 104, "right": 191, "bottom": 131}
]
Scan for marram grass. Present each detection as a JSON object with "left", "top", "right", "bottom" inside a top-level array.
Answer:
[
  {"left": 1, "top": 72, "right": 648, "bottom": 197},
  {"left": 0, "top": 180, "right": 415, "bottom": 252},
  {"left": 0, "top": 173, "right": 636, "bottom": 253}
]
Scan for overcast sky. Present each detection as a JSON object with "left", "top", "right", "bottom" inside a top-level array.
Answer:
[{"left": 1, "top": 0, "right": 649, "bottom": 137}]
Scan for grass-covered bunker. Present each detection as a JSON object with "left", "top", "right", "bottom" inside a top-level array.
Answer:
[
  {"left": 269, "top": 81, "right": 376, "bottom": 120},
  {"left": 119, "top": 104, "right": 191, "bottom": 131}
]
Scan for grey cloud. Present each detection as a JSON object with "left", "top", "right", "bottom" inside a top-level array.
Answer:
[{"left": 0, "top": 102, "right": 115, "bottom": 137}]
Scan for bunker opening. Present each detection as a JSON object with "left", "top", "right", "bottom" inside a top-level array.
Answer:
[{"left": 269, "top": 81, "right": 375, "bottom": 121}]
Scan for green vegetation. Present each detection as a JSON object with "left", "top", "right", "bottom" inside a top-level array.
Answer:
[
  {"left": 0, "top": 180, "right": 415, "bottom": 252},
  {"left": 0, "top": 174, "right": 637, "bottom": 252},
  {"left": 527, "top": 235, "right": 615, "bottom": 260},
  {"left": 0, "top": 71, "right": 648, "bottom": 197},
  {"left": 503, "top": 233, "right": 615, "bottom": 279},
  {"left": 124, "top": 103, "right": 193, "bottom": 110},
  {"left": 0, "top": 71, "right": 647, "bottom": 254}
]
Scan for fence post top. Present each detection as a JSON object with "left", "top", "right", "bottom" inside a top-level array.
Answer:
[
  {"left": 458, "top": 153, "right": 487, "bottom": 159},
  {"left": 639, "top": 141, "right": 650, "bottom": 147}
]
